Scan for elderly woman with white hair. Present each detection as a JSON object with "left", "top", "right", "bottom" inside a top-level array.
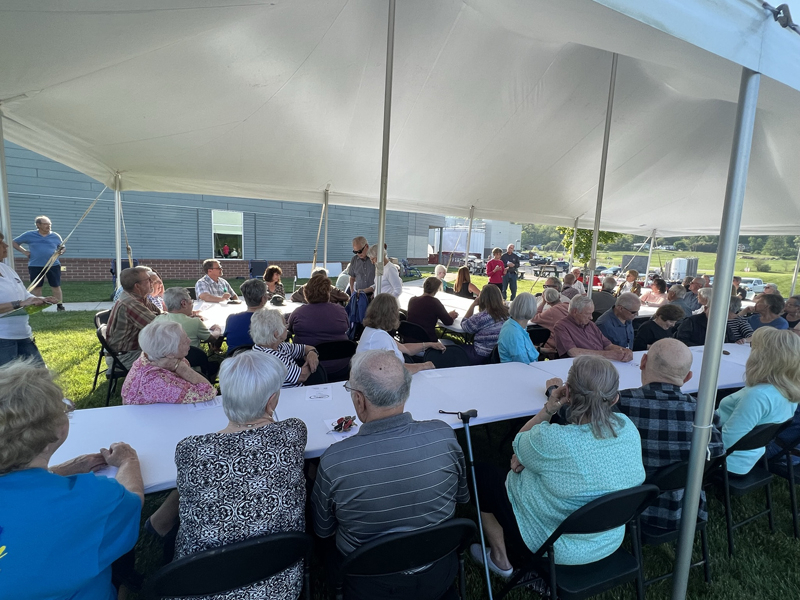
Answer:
[
  {"left": 470, "top": 355, "right": 645, "bottom": 576},
  {"left": 434, "top": 264, "right": 452, "bottom": 292},
  {"left": 531, "top": 287, "right": 569, "bottom": 353},
  {"left": 497, "top": 292, "right": 540, "bottom": 363},
  {"left": 250, "top": 307, "right": 321, "bottom": 387},
  {"left": 121, "top": 320, "right": 217, "bottom": 405},
  {"left": 0, "top": 359, "right": 144, "bottom": 598},
  {"left": 148, "top": 351, "right": 308, "bottom": 599},
  {"left": 367, "top": 245, "right": 403, "bottom": 297}
]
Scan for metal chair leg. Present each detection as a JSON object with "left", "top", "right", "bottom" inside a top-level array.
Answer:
[
  {"left": 105, "top": 378, "right": 113, "bottom": 406},
  {"left": 92, "top": 351, "right": 103, "bottom": 392},
  {"left": 700, "top": 525, "right": 711, "bottom": 583},
  {"left": 458, "top": 554, "right": 466, "bottom": 600},
  {"left": 766, "top": 481, "right": 775, "bottom": 532},
  {"left": 630, "top": 519, "right": 645, "bottom": 600},
  {"left": 789, "top": 457, "right": 800, "bottom": 539},
  {"left": 722, "top": 467, "right": 735, "bottom": 556}
]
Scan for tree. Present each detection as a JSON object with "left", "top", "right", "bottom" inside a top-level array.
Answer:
[
  {"left": 520, "top": 224, "right": 561, "bottom": 248},
  {"left": 762, "top": 236, "right": 797, "bottom": 260},
  {"left": 556, "top": 227, "right": 623, "bottom": 263}
]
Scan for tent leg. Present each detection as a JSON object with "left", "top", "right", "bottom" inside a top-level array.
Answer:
[
  {"left": 114, "top": 173, "right": 123, "bottom": 290},
  {"left": 645, "top": 229, "right": 657, "bottom": 280},
  {"left": 374, "top": 0, "right": 396, "bottom": 295},
  {"left": 464, "top": 205, "right": 475, "bottom": 266},
  {"left": 438, "top": 227, "right": 443, "bottom": 265},
  {"left": 791, "top": 244, "right": 800, "bottom": 297},
  {"left": 0, "top": 111, "right": 13, "bottom": 268},
  {"left": 324, "top": 185, "right": 329, "bottom": 269},
  {"left": 587, "top": 52, "right": 618, "bottom": 300},
  {"left": 568, "top": 216, "right": 579, "bottom": 271},
  {"left": 671, "top": 66, "right": 760, "bottom": 600}
]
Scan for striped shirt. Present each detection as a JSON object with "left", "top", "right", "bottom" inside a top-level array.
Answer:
[
  {"left": 253, "top": 343, "right": 306, "bottom": 388},
  {"left": 311, "top": 412, "right": 469, "bottom": 554}
]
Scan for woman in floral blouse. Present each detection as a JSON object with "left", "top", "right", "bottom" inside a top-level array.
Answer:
[{"left": 121, "top": 320, "right": 217, "bottom": 405}]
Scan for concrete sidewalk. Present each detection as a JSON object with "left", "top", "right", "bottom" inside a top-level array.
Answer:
[{"left": 42, "top": 302, "right": 113, "bottom": 313}]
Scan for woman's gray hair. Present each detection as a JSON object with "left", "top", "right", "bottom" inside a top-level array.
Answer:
[
  {"left": 240, "top": 278, "right": 267, "bottom": 308},
  {"left": 367, "top": 245, "right": 380, "bottom": 260},
  {"left": 435, "top": 264, "right": 447, "bottom": 277},
  {"left": 350, "top": 350, "right": 411, "bottom": 408},
  {"left": 509, "top": 292, "right": 538, "bottom": 321},
  {"left": 729, "top": 295, "right": 742, "bottom": 314},
  {"left": 698, "top": 287, "right": 713, "bottom": 301},
  {"left": 249, "top": 308, "right": 286, "bottom": 346},
  {"left": 569, "top": 294, "right": 594, "bottom": 314},
  {"left": 163, "top": 287, "right": 190, "bottom": 312},
  {"left": 219, "top": 350, "right": 287, "bottom": 423},
  {"left": 543, "top": 287, "right": 561, "bottom": 304},
  {"left": 139, "top": 320, "right": 185, "bottom": 359},
  {"left": 566, "top": 355, "right": 624, "bottom": 438}
]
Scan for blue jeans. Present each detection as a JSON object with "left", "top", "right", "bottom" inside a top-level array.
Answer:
[
  {"left": 502, "top": 273, "right": 518, "bottom": 300},
  {"left": 0, "top": 337, "right": 44, "bottom": 367}
]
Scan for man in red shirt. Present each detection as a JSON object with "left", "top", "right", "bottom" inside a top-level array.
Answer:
[{"left": 553, "top": 295, "right": 633, "bottom": 362}]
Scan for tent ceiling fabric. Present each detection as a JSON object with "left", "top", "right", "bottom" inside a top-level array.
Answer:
[{"left": 1, "top": 0, "right": 799, "bottom": 236}]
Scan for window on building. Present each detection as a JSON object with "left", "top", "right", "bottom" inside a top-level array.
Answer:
[{"left": 212, "top": 210, "right": 243, "bottom": 259}]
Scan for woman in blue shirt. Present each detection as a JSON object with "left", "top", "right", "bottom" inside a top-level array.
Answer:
[
  {"left": 747, "top": 294, "right": 789, "bottom": 331},
  {"left": 0, "top": 360, "right": 143, "bottom": 600},
  {"left": 498, "top": 292, "right": 539, "bottom": 363},
  {"left": 717, "top": 327, "right": 800, "bottom": 474},
  {"left": 470, "top": 355, "right": 645, "bottom": 576}
]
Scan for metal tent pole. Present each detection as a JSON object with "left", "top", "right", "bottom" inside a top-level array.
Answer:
[
  {"left": 587, "top": 52, "right": 618, "bottom": 300},
  {"left": 114, "top": 173, "right": 123, "bottom": 290},
  {"left": 791, "top": 244, "right": 800, "bottom": 296},
  {"left": 464, "top": 205, "right": 475, "bottom": 266},
  {"left": 0, "top": 110, "right": 13, "bottom": 267},
  {"left": 645, "top": 229, "right": 657, "bottom": 279},
  {"left": 374, "top": 0, "right": 396, "bottom": 295},
  {"left": 568, "top": 216, "right": 579, "bottom": 271},
  {"left": 324, "top": 184, "right": 330, "bottom": 270},
  {"left": 671, "top": 66, "right": 761, "bottom": 600}
]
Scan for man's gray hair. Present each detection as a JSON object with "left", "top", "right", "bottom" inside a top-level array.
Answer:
[
  {"left": 219, "top": 350, "right": 287, "bottom": 424},
  {"left": 563, "top": 273, "right": 576, "bottom": 285},
  {"left": 240, "top": 278, "right": 267, "bottom": 308},
  {"left": 509, "top": 292, "right": 538, "bottom": 321},
  {"left": 602, "top": 276, "right": 617, "bottom": 291},
  {"left": 545, "top": 277, "right": 562, "bottom": 292},
  {"left": 139, "top": 320, "right": 185, "bottom": 360},
  {"left": 669, "top": 284, "right": 686, "bottom": 299},
  {"left": 352, "top": 236, "right": 368, "bottom": 247},
  {"left": 311, "top": 267, "right": 328, "bottom": 277},
  {"left": 163, "top": 287, "right": 191, "bottom": 312},
  {"left": 542, "top": 287, "right": 561, "bottom": 304},
  {"left": 616, "top": 292, "right": 641, "bottom": 312},
  {"left": 120, "top": 266, "right": 149, "bottom": 292},
  {"left": 569, "top": 294, "right": 594, "bottom": 313},
  {"left": 249, "top": 308, "right": 286, "bottom": 346},
  {"left": 350, "top": 350, "right": 411, "bottom": 408}
]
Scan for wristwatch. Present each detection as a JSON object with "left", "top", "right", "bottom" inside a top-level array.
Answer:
[
  {"left": 545, "top": 385, "right": 559, "bottom": 398},
  {"left": 11, "top": 300, "right": 21, "bottom": 309}
]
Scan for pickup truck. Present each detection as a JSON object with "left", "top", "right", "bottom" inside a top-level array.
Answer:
[{"left": 739, "top": 277, "right": 765, "bottom": 295}]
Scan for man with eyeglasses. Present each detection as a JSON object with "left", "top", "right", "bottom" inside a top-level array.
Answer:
[
  {"left": 195, "top": 259, "right": 239, "bottom": 303},
  {"left": 347, "top": 236, "right": 375, "bottom": 296},
  {"left": 106, "top": 267, "right": 159, "bottom": 369},
  {"left": 553, "top": 295, "right": 634, "bottom": 362},
  {"left": 595, "top": 292, "right": 641, "bottom": 350}
]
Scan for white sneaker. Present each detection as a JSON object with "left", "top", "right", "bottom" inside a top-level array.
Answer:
[{"left": 469, "top": 543, "right": 514, "bottom": 579}]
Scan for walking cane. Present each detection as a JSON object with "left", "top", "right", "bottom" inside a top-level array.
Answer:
[{"left": 440, "top": 409, "right": 494, "bottom": 600}]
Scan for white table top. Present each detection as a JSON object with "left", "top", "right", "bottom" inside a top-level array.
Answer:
[{"left": 193, "top": 299, "right": 304, "bottom": 332}]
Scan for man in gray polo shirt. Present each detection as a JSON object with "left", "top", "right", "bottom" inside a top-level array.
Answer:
[
  {"left": 347, "top": 236, "right": 376, "bottom": 295},
  {"left": 312, "top": 350, "right": 469, "bottom": 599}
]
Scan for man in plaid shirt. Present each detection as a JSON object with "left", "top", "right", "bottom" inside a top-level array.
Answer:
[
  {"left": 106, "top": 267, "right": 160, "bottom": 369},
  {"left": 195, "top": 259, "right": 239, "bottom": 303},
  {"left": 617, "top": 338, "right": 724, "bottom": 530}
]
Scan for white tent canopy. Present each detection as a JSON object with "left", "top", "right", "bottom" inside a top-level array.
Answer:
[{"left": 1, "top": 0, "right": 799, "bottom": 236}]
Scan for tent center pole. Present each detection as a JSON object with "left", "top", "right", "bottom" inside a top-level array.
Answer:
[
  {"left": 114, "top": 173, "right": 123, "bottom": 290},
  {"left": 671, "top": 66, "right": 761, "bottom": 600},
  {"left": 791, "top": 243, "right": 800, "bottom": 296},
  {"left": 568, "top": 216, "right": 579, "bottom": 272},
  {"left": 0, "top": 109, "right": 13, "bottom": 268},
  {"left": 464, "top": 205, "right": 475, "bottom": 266},
  {"left": 645, "top": 229, "right": 657, "bottom": 280},
  {"left": 375, "top": 0, "right": 396, "bottom": 294},
  {"left": 588, "top": 52, "right": 618, "bottom": 300},
  {"left": 323, "top": 185, "right": 329, "bottom": 269}
]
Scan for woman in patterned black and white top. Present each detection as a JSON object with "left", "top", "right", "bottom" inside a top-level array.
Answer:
[
  {"left": 250, "top": 307, "right": 320, "bottom": 387},
  {"left": 171, "top": 350, "right": 308, "bottom": 600}
]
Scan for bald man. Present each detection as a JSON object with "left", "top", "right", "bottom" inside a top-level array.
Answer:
[{"left": 616, "top": 338, "right": 724, "bottom": 531}]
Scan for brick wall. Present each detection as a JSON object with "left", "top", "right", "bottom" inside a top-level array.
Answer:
[{"left": 12, "top": 258, "right": 302, "bottom": 281}]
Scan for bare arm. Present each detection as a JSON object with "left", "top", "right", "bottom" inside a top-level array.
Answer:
[
  {"left": 198, "top": 292, "right": 231, "bottom": 303},
  {"left": 464, "top": 297, "right": 480, "bottom": 319},
  {"left": 397, "top": 340, "right": 445, "bottom": 355},
  {"left": 13, "top": 241, "right": 30, "bottom": 257},
  {"left": 566, "top": 345, "right": 632, "bottom": 362},
  {"left": 100, "top": 443, "right": 144, "bottom": 505},
  {"left": 405, "top": 361, "right": 435, "bottom": 374}
]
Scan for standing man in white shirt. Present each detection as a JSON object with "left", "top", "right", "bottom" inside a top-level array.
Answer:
[{"left": 367, "top": 245, "right": 402, "bottom": 298}]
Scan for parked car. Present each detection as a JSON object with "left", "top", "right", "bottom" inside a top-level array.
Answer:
[
  {"left": 550, "top": 260, "right": 570, "bottom": 273},
  {"left": 467, "top": 256, "right": 485, "bottom": 275},
  {"left": 529, "top": 256, "right": 548, "bottom": 266},
  {"left": 600, "top": 266, "right": 622, "bottom": 276},
  {"left": 593, "top": 265, "right": 607, "bottom": 275}
]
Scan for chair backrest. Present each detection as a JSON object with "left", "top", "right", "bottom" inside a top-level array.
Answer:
[
  {"left": 228, "top": 344, "right": 254, "bottom": 357},
  {"left": 632, "top": 316, "right": 651, "bottom": 333},
  {"left": 397, "top": 320, "right": 434, "bottom": 344},
  {"left": 143, "top": 532, "right": 312, "bottom": 599},
  {"left": 535, "top": 485, "right": 659, "bottom": 556},
  {"left": 96, "top": 326, "right": 129, "bottom": 373},
  {"left": 424, "top": 345, "right": 471, "bottom": 369},
  {"left": 727, "top": 420, "right": 792, "bottom": 454},
  {"left": 95, "top": 309, "right": 111, "bottom": 328},
  {"left": 591, "top": 310, "right": 604, "bottom": 322},
  {"left": 338, "top": 519, "right": 476, "bottom": 579},
  {"left": 645, "top": 460, "right": 690, "bottom": 493},
  {"left": 248, "top": 260, "right": 269, "bottom": 279},
  {"left": 187, "top": 287, "right": 197, "bottom": 300},
  {"left": 487, "top": 345, "right": 501, "bottom": 364},
  {"left": 527, "top": 325, "right": 551, "bottom": 346},
  {"left": 314, "top": 340, "right": 358, "bottom": 362}
]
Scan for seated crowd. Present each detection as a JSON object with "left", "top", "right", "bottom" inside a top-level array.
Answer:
[{"left": 7, "top": 255, "right": 800, "bottom": 599}]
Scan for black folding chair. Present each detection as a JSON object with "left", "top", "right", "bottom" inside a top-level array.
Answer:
[
  {"left": 527, "top": 325, "right": 551, "bottom": 347},
  {"left": 768, "top": 427, "right": 800, "bottom": 539},
  {"left": 424, "top": 345, "right": 471, "bottom": 369},
  {"left": 397, "top": 320, "right": 435, "bottom": 344},
  {"left": 95, "top": 325, "right": 130, "bottom": 406},
  {"left": 91, "top": 311, "right": 113, "bottom": 392},
  {"left": 708, "top": 419, "right": 791, "bottom": 556},
  {"left": 334, "top": 518, "right": 476, "bottom": 600},
  {"left": 636, "top": 461, "right": 711, "bottom": 586},
  {"left": 631, "top": 316, "right": 651, "bottom": 333},
  {"left": 227, "top": 344, "right": 254, "bottom": 357},
  {"left": 143, "top": 532, "right": 313, "bottom": 600},
  {"left": 498, "top": 485, "right": 659, "bottom": 600},
  {"left": 314, "top": 340, "right": 358, "bottom": 382},
  {"left": 187, "top": 288, "right": 197, "bottom": 300},
  {"left": 487, "top": 345, "right": 501, "bottom": 364}
]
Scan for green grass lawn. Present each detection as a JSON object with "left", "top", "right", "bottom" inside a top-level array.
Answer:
[{"left": 29, "top": 312, "right": 800, "bottom": 599}]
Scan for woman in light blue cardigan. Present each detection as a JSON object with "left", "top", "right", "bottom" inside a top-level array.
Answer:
[
  {"left": 498, "top": 292, "right": 539, "bottom": 364},
  {"left": 717, "top": 328, "right": 800, "bottom": 475}
]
